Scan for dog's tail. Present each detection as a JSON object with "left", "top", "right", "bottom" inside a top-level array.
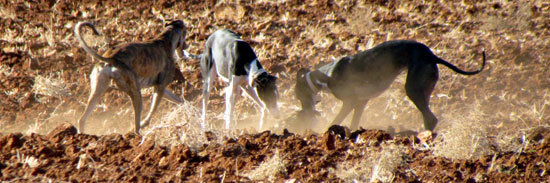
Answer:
[
  {"left": 435, "top": 49, "right": 486, "bottom": 75},
  {"left": 74, "top": 22, "right": 115, "bottom": 65}
]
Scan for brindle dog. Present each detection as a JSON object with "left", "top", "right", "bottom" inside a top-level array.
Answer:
[
  {"left": 75, "top": 20, "right": 187, "bottom": 135},
  {"left": 295, "top": 40, "right": 486, "bottom": 132}
]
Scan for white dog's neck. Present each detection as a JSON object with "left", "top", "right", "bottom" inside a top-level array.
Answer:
[{"left": 248, "top": 59, "right": 266, "bottom": 86}]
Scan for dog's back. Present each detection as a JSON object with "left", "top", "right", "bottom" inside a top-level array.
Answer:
[
  {"left": 317, "top": 40, "right": 422, "bottom": 100},
  {"left": 202, "top": 29, "right": 260, "bottom": 80}
]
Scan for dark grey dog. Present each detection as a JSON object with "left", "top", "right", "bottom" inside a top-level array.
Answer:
[
  {"left": 191, "top": 29, "right": 279, "bottom": 130},
  {"left": 295, "top": 40, "right": 485, "bottom": 131}
]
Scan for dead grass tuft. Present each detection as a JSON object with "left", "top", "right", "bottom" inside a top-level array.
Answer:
[
  {"left": 494, "top": 128, "right": 527, "bottom": 153},
  {"left": 432, "top": 102, "right": 493, "bottom": 159},
  {"left": 331, "top": 143, "right": 406, "bottom": 183},
  {"left": 140, "top": 101, "right": 238, "bottom": 151},
  {"left": 33, "top": 73, "right": 71, "bottom": 99},
  {"left": 242, "top": 150, "right": 287, "bottom": 182},
  {"left": 432, "top": 121, "right": 492, "bottom": 160}
]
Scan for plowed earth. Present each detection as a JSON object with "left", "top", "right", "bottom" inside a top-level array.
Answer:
[
  {"left": 1, "top": 0, "right": 549, "bottom": 182},
  {"left": 2, "top": 124, "right": 550, "bottom": 182}
]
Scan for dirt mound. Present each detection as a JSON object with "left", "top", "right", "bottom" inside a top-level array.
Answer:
[{"left": 1, "top": 124, "right": 550, "bottom": 182}]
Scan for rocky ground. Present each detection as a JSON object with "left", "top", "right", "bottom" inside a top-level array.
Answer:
[{"left": 1, "top": 0, "right": 549, "bottom": 182}]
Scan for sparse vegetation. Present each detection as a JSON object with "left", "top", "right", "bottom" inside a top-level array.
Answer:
[
  {"left": 242, "top": 150, "right": 287, "bottom": 182},
  {"left": 331, "top": 143, "right": 406, "bottom": 183},
  {"left": 141, "top": 101, "right": 238, "bottom": 150},
  {"left": 32, "top": 73, "right": 71, "bottom": 99}
]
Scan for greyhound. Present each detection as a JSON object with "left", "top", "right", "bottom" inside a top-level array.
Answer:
[
  {"left": 189, "top": 29, "right": 279, "bottom": 130},
  {"left": 295, "top": 40, "right": 486, "bottom": 131},
  {"left": 75, "top": 20, "right": 187, "bottom": 135}
]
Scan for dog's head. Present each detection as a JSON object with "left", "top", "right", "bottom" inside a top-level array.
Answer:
[
  {"left": 164, "top": 20, "right": 187, "bottom": 58},
  {"left": 253, "top": 72, "right": 279, "bottom": 116}
]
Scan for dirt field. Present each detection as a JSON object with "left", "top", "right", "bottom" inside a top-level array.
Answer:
[{"left": 1, "top": 0, "right": 549, "bottom": 182}]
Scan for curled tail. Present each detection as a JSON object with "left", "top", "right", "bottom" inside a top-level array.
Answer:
[
  {"left": 435, "top": 49, "right": 486, "bottom": 75},
  {"left": 74, "top": 22, "right": 115, "bottom": 65}
]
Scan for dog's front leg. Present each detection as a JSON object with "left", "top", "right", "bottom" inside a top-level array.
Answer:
[
  {"left": 259, "top": 107, "right": 267, "bottom": 130},
  {"left": 224, "top": 77, "right": 243, "bottom": 129},
  {"left": 241, "top": 85, "right": 264, "bottom": 109},
  {"left": 330, "top": 101, "right": 354, "bottom": 127},
  {"left": 349, "top": 100, "right": 368, "bottom": 130},
  {"left": 142, "top": 86, "right": 165, "bottom": 128},
  {"left": 242, "top": 85, "right": 267, "bottom": 129}
]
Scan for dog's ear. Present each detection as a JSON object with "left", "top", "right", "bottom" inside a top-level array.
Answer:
[
  {"left": 165, "top": 20, "right": 185, "bottom": 29},
  {"left": 297, "top": 68, "right": 310, "bottom": 78},
  {"left": 310, "top": 70, "right": 331, "bottom": 85},
  {"left": 163, "top": 19, "right": 173, "bottom": 27},
  {"left": 253, "top": 73, "right": 276, "bottom": 87}
]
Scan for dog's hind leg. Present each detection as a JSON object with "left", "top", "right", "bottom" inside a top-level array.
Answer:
[
  {"left": 114, "top": 71, "right": 143, "bottom": 135},
  {"left": 78, "top": 67, "right": 110, "bottom": 133},
  {"left": 201, "top": 68, "right": 216, "bottom": 129},
  {"left": 349, "top": 100, "right": 368, "bottom": 130},
  {"left": 405, "top": 64, "right": 439, "bottom": 131}
]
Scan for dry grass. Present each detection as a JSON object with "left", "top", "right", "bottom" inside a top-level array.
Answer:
[
  {"left": 432, "top": 121, "right": 492, "bottom": 160},
  {"left": 331, "top": 143, "right": 406, "bottom": 183},
  {"left": 432, "top": 102, "right": 493, "bottom": 160},
  {"left": 32, "top": 72, "right": 71, "bottom": 99},
  {"left": 242, "top": 150, "right": 287, "bottom": 182},
  {"left": 140, "top": 101, "right": 239, "bottom": 151},
  {"left": 494, "top": 128, "right": 527, "bottom": 153}
]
